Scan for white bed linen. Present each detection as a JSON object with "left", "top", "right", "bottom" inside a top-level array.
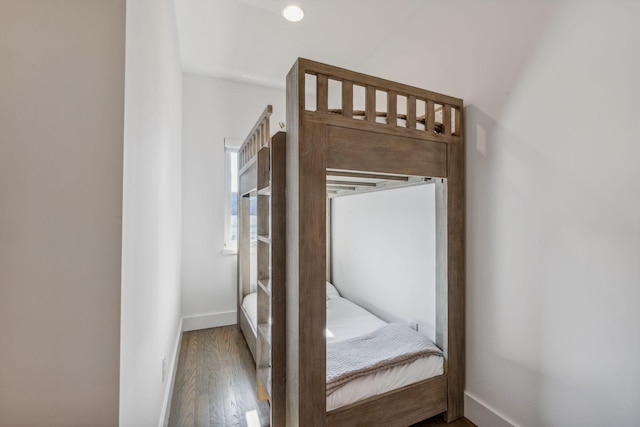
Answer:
[
  {"left": 241, "top": 289, "right": 444, "bottom": 411},
  {"left": 325, "top": 296, "right": 443, "bottom": 411},
  {"left": 242, "top": 292, "right": 258, "bottom": 330}
]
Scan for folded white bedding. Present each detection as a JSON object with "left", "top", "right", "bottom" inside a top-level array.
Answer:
[
  {"left": 241, "top": 286, "right": 443, "bottom": 411},
  {"left": 325, "top": 295, "right": 443, "bottom": 410}
]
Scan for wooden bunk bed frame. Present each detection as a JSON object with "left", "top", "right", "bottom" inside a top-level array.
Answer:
[{"left": 237, "top": 58, "right": 465, "bottom": 427}]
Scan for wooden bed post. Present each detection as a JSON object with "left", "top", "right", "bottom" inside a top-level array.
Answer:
[
  {"left": 436, "top": 107, "right": 465, "bottom": 422},
  {"left": 238, "top": 195, "right": 250, "bottom": 326},
  {"left": 326, "top": 194, "right": 331, "bottom": 281},
  {"left": 286, "top": 59, "right": 328, "bottom": 426}
]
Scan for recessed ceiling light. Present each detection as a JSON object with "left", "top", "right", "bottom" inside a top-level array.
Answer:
[{"left": 282, "top": 5, "right": 304, "bottom": 22}]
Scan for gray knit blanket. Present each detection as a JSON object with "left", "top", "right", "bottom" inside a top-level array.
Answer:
[{"left": 326, "top": 323, "right": 443, "bottom": 395}]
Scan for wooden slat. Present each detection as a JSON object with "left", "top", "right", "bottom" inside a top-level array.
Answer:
[
  {"left": 427, "top": 100, "right": 435, "bottom": 133},
  {"left": 341, "top": 80, "right": 353, "bottom": 118},
  {"left": 326, "top": 126, "right": 447, "bottom": 178},
  {"left": 297, "top": 58, "right": 463, "bottom": 107},
  {"left": 365, "top": 86, "right": 376, "bottom": 123},
  {"left": 407, "top": 95, "right": 417, "bottom": 129},
  {"left": 303, "top": 110, "right": 461, "bottom": 145},
  {"left": 238, "top": 104, "right": 272, "bottom": 168},
  {"left": 326, "top": 170, "right": 409, "bottom": 181},
  {"left": 444, "top": 105, "right": 452, "bottom": 136},
  {"left": 317, "top": 74, "right": 328, "bottom": 113},
  {"left": 387, "top": 91, "right": 397, "bottom": 126},
  {"left": 327, "top": 375, "right": 447, "bottom": 427}
]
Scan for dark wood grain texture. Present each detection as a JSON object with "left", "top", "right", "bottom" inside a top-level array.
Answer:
[
  {"left": 298, "top": 120, "right": 328, "bottom": 425},
  {"left": 286, "top": 59, "right": 328, "bottom": 426},
  {"left": 298, "top": 58, "right": 463, "bottom": 107},
  {"left": 408, "top": 95, "right": 417, "bottom": 129},
  {"left": 365, "top": 86, "right": 376, "bottom": 123},
  {"left": 317, "top": 74, "right": 328, "bottom": 113},
  {"left": 341, "top": 80, "right": 353, "bottom": 118},
  {"left": 327, "top": 375, "right": 446, "bottom": 427},
  {"left": 168, "top": 327, "right": 270, "bottom": 427},
  {"left": 444, "top": 104, "right": 465, "bottom": 421},
  {"left": 269, "top": 132, "right": 287, "bottom": 426},
  {"left": 326, "top": 126, "right": 447, "bottom": 178},
  {"left": 304, "top": 110, "right": 460, "bottom": 144},
  {"left": 285, "top": 58, "right": 301, "bottom": 427}
]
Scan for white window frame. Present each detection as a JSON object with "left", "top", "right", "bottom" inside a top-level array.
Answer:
[{"left": 223, "top": 138, "right": 242, "bottom": 255}]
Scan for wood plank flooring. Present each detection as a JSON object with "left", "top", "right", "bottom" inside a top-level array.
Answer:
[
  {"left": 169, "top": 326, "right": 270, "bottom": 427},
  {"left": 168, "top": 326, "right": 476, "bottom": 427}
]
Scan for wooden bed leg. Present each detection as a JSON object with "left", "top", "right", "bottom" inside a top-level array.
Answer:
[{"left": 437, "top": 105, "right": 465, "bottom": 423}]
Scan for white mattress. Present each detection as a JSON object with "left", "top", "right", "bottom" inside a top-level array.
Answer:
[
  {"left": 240, "top": 287, "right": 443, "bottom": 411},
  {"left": 325, "top": 295, "right": 443, "bottom": 410},
  {"left": 242, "top": 292, "right": 258, "bottom": 331}
]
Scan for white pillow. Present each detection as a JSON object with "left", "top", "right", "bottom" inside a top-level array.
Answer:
[{"left": 326, "top": 282, "right": 341, "bottom": 300}]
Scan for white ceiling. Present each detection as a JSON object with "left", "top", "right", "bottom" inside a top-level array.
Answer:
[{"left": 174, "top": 0, "right": 429, "bottom": 88}]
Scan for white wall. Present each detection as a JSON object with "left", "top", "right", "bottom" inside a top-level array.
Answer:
[
  {"left": 0, "top": 1, "right": 125, "bottom": 425},
  {"left": 331, "top": 185, "right": 437, "bottom": 341},
  {"left": 356, "top": 1, "right": 640, "bottom": 426},
  {"left": 181, "top": 74, "right": 285, "bottom": 325},
  {"left": 120, "top": 0, "right": 183, "bottom": 425}
]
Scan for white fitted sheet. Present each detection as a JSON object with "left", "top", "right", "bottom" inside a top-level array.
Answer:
[{"left": 242, "top": 292, "right": 258, "bottom": 331}]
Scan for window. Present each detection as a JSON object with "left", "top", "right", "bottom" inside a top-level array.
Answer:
[{"left": 223, "top": 139, "right": 241, "bottom": 254}]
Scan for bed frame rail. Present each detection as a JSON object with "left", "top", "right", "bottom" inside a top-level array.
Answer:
[
  {"left": 239, "top": 105, "right": 272, "bottom": 170},
  {"left": 299, "top": 58, "right": 462, "bottom": 144}
]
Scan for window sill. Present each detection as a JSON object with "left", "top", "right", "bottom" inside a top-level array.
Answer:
[{"left": 222, "top": 248, "right": 238, "bottom": 255}]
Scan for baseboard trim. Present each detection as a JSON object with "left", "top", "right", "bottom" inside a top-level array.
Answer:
[
  {"left": 182, "top": 310, "right": 237, "bottom": 331},
  {"left": 159, "top": 318, "right": 183, "bottom": 427},
  {"left": 465, "top": 392, "right": 517, "bottom": 427}
]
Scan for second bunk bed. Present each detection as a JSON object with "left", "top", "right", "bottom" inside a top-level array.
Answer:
[{"left": 237, "top": 58, "right": 464, "bottom": 427}]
